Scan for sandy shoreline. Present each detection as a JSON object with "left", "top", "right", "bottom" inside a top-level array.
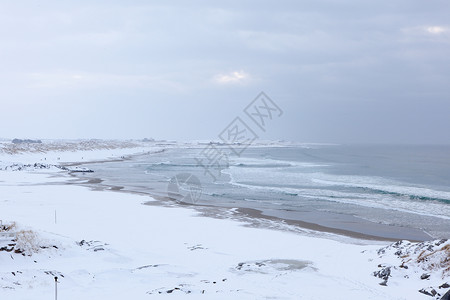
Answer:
[
  {"left": 66, "top": 153, "right": 433, "bottom": 243},
  {"left": 67, "top": 171, "right": 432, "bottom": 243}
]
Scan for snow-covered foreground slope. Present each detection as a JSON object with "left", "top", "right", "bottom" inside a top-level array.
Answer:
[
  {"left": 1, "top": 172, "right": 448, "bottom": 299},
  {"left": 0, "top": 143, "right": 449, "bottom": 299}
]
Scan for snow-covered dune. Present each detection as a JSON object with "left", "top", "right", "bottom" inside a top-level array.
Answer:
[{"left": 0, "top": 139, "right": 161, "bottom": 166}]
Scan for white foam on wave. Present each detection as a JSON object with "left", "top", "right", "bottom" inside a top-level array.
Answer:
[
  {"left": 229, "top": 178, "right": 450, "bottom": 220},
  {"left": 224, "top": 157, "right": 329, "bottom": 189},
  {"left": 228, "top": 156, "right": 328, "bottom": 169},
  {"left": 312, "top": 175, "right": 450, "bottom": 201},
  {"left": 303, "top": 191, "right": 450, "bottom": 220},
  {"left": 223, "top": 159, "right": 450, "bottom": 220}
]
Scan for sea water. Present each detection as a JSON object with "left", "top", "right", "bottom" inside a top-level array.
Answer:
[{"left": 82, "top": 144, "right": 450, "bottom": 239}]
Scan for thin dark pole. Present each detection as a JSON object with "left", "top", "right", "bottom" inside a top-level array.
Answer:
[{"left": 54, "top": 276, "right": 58, "bottom": 300}]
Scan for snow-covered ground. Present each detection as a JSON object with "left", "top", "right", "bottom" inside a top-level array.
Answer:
[
  {"left": 0, "top": 139, "right": 162, "bottom": 166},
  {"left": 0, "top": 140, "right": 449, "bottom": 299}
]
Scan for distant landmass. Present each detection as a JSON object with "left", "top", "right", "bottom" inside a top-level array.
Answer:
[{"left": 11, "top": 139, "right": 42, "bottom": 144}]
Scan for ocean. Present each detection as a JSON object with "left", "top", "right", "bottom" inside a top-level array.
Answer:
[{"left": 80, "top": 144, "right": 450, "bottom": 240}]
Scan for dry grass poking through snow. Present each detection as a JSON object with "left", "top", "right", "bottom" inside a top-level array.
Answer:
[
  {"left": 0, "top": 221, "right": 16, "bottom": 232},
  {"left": 377, "top": 239, "right": 450, "bottom": 277},
  {"left": 15, "top": 230, "right": 40, "bottom": 256},
  {"left": 0, "top": 140, "right": 141, "bottom": 155},
  {"left": 1, "top": 222, "right": 45, "bottom": 256},
  {"left": 373, "top": 239, "right": 450, "bottom": 298},
  {"left": 417, "top": 243, "right": 450, "bottom": 277}
]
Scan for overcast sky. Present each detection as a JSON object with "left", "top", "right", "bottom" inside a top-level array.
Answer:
[{"left": 1, "top": 0, "right": 449, "bottom": 144}]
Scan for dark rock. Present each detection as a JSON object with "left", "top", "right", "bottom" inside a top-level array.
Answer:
[
  {"left": 373, "top": 266, "right": 391, "bottom": 281},
  {"left": 421, "top": 273, "right": 430, "bottom": 280},
  {"left": 136, "top": 264, "right": 159, "bottom": 270},
  {"left": 166, "top": 287, "right": 180, "bottom": 294},
  {"left": 440, "top": 289, "right": 450, "bottom": 300},
  {"left": 418, "top": 288, "right": 437, "bottom": 297},
  {"left": 69, "top": 168, "right": 94, "bottom": 173},
  {"left": 440, "top": 283, "right": 450, "bottom": 289},
  {"left": 435, "top": 239, "right": 448, "bottom": 246}
]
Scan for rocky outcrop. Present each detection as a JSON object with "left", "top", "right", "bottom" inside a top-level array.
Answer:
[{"left": 373, "top": 239, "right": 450, "bottom": 299}]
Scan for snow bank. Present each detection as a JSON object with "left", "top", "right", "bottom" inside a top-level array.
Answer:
[{"left": 0, "top": 142, "right": 449, "bottom": 299}]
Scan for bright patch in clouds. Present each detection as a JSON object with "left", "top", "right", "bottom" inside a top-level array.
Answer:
[
  {"left": 426, "top": 26, "right": 448, "bottom": 35},
  {"left": 214, "top": 70, "right": 249, "bottom": 84},
  {"left": 401, "top": 25, "right": 449, "bottom": 38}
]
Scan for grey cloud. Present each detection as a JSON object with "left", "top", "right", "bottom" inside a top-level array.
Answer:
[{"left": 0, "top": 1, "right": 449, "bottom": 143}]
